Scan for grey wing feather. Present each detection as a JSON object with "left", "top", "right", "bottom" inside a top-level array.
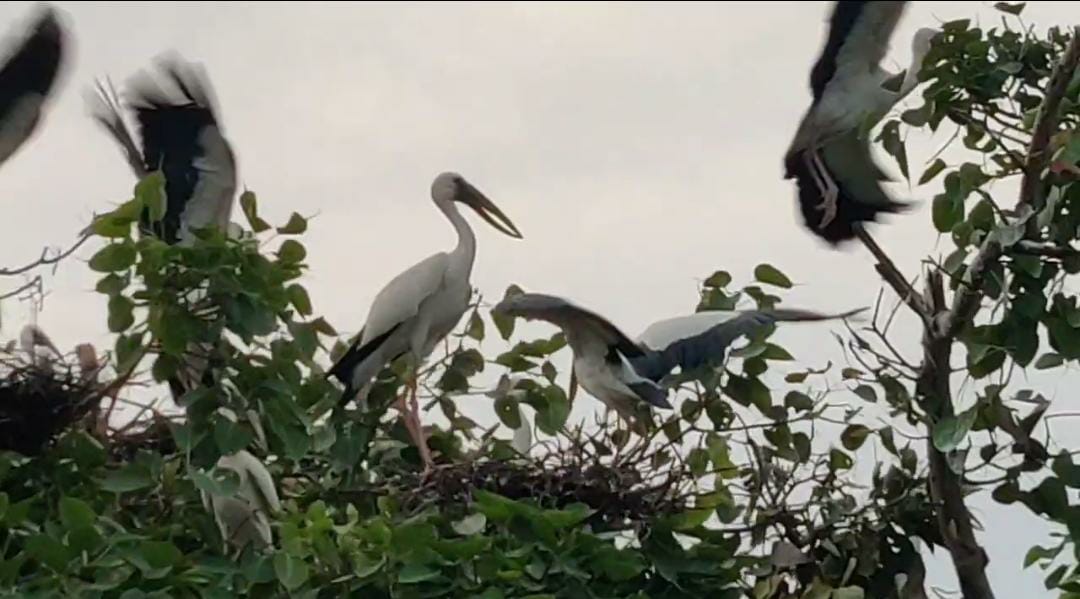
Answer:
[{"left": 512, "top": 294, "right": 644, "bottom": 358}]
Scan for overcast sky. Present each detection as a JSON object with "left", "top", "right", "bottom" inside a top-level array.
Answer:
[{"left": 1, "top": 1, "right": 1079, "bottom": 595}]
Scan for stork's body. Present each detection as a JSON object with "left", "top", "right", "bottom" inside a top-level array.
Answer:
[
  {"left": 0, "top": 6, "right": 65, "bottom": 171},
  {"left": 329, "top": 173, "right": 522, "bottom": 470},
  {"left": 784, "top": 0, "right": 936, "bottom": 244},
  {"left": 494, "top": 293, "right": 863, "bottom": 430}
]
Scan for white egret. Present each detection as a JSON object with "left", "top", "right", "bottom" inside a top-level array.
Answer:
[
  {"left": 493, "top": 293, "right": 863, "bottom": 430},
  {"left": 328, "top": 173, "right": 523, "bottom": 470},
  {"left": 0, "top": 6, "right": 66, "bottom": 171},
  {"left": 784, "top": 0, "right": 936, "bottom": 244}
]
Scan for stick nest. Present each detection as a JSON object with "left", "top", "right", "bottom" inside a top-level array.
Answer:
[{"left": 0, "top": 355, "right": 103, "bottom": 455}]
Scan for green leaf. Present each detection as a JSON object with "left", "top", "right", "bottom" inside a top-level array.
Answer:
[
  {"left": 276, "top": 212, "right": 308, "bottom": 235},
  {"left": 494, "top": 394, "right": 522, "bottom": 429},
  {"left": 1035, "top": 353, "right": 1065, "bottom": 370},
  {"left": 592, "top": 547, "right": 645, "bottom": 581},
  {"left": 96, "top": 273, "right": 129, "bottom": 297},
  {"left": 26, "top": 534, "right": 72, "bottom": 571},
  {"left": 100, "top": 463, "right": 154, "bottom": 493},
  {"left": 108, "top": 294, "right": 135, "bottom": 333},
  {"left": 141, "top": 541, "right": 182, "bottom": 570},
  {"left": 1025, "top": 544, "right": 1062, "bottom": 568},
  {"left": 240, "top": 191, "right": 272, "bottom": 233},
  {"left": 466, "top": 311, "right": 485, "bottom": 341},
  {"left": 89, "top": 242, "right": 137, "bottom": 272},
  {"left": 853, "top": 385, "right": 877, "bottom": 403},
  {"left": 877, "top": 120, "right": 908, "bottom": 180},
  {"left": 704, "top": 270, "right": 732, "bottom": 288},
  {"left": 274, "top": 552, "right": 310, "bottom": 591},
  {"left": 832, "top": 588, "right": 865, "bottom": 599},
  {"left": 287, "top": 284, "right": 313, "bottom": 316},
  {"left": 398, "top": 563, "right": 440, "bottom": 584},
  {"left": 452, "top": 513, "right": 487, "bottom": 536},
  {"left": 919, "top": 159, "right": 947, "bottom": 185},
  {"left": 753, "top": 264, "right": 792, "bottom": 289},
  {"left": 841, "top": 425, "right": 871, "bottom": 451},
  {"left": 59, "top": 497, "right": 96, "bottom": 530},
  {"left": 784, "top": 391, "right": 813, "bottom": 412},
  {"left": 829, "top": 448, "right": 853, "bottom": 472},
  {"left": 191, "top": 467, "right": 241, "bottom": 498},
  {"left": 278, "top": 240, "right": 307, "bottom": 264},
  {"left": 136, "top": 172, "right": 166, "bottom": 222},
  {"left": 932, "top": 406, "right": 978, "bottom": 452},
  {"left": 91, "top": 214, "right": 132, "bottom": 238},
  {"left": 993, "top": 2, "right": 1025, "bottom": 15},
  {"left": 214, "top": 417, "right": 254, "bottom": 455}
]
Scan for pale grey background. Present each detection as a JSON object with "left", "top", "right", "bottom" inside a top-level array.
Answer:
[{"left": 0, "top": 2, "right": 1077, "bottom": 596}]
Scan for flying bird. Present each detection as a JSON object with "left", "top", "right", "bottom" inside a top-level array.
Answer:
[
  {"left": 784, "top": 0, "right": 936, "bottom": 244},
  {"left": 89, "top": 56, "right": 238, "bottom": 402},
  {"left": 493, "top": 293, "right": 863, "bottom": 431},
  {"left": 89, "top": 55, "right": 237, "bottom": 246},
  {"left": 328, "top": 172, "right": 523, "bottom": 471},
  {"left": 0, "top": 6, "right": 66, "bottom": 171}
]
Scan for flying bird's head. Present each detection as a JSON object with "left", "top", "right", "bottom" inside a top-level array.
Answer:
[{"left": 491, "top": 292, "right": 564, "bottom": 320}]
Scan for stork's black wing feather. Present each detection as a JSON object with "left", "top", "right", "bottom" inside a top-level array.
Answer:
[
  {"left": 329, "top": 324, "right": 403, "bottom": 405},
  {"left": 127, "top": 59, "right": 225, "bottom": 244},
  {"left": 0, "top": 7, "right": 64, "bottom": 164},
  {"left": 0, "top": 8, "right": 63, "bottom": 111}
]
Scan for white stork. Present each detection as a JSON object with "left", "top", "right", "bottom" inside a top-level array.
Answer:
[
  {"left": 200, "top": 407, "right": 281, "bottom": 556},
  {"left": 784, "top": 1, "right": 936, "bottom": 244},
  {"left": 492, "top": 293, "right": 863, "bottom": 430},
  {"left": 0, "top": 6, "right": 66, "bottom": 171},
  {"left": 89, "top": 56, "right": 237, "bottom": 402},
  {"left": 328, "top": 173, "right": 523, "bottom": 471}
]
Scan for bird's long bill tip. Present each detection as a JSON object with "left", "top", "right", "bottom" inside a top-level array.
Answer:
[{"left": 461, "top": 181, "right": 523, "bottom": 239}]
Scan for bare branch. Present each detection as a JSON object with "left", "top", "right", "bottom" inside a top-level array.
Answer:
[{"left": 0, "top": 232, "right": 92, "bottom": 278}]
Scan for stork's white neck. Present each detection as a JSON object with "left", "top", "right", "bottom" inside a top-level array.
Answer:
[{"left": 437, "top": 199, "right": 477, "bottom": 270}]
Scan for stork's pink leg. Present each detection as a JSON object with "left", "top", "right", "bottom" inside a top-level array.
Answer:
[
  {"left": 397, "top": 375, "right": 433, "bottom": 472},
  {"left": 806, "top": 145, "right": 839, "bottom": 229}
]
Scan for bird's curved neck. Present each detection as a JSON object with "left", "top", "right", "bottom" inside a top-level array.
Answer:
[{"left": 437, "top": 199, "right": 476, "bottom": 265}]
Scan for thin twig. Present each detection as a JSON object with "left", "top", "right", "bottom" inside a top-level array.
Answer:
[{"left": 0, "top": 232, "right": 92, "bottom": 278}]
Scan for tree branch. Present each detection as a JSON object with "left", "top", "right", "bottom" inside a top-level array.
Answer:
[
  {"left": 0, "top": 232, "right": 92, "bottom": 278},
  {"left": 854, "top": 225, "right": 932, "bottom": 319}
]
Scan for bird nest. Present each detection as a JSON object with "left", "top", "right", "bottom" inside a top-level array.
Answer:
[
  {"left": 0, "top": 355, "right": 104, "bottom": 456},
  {"left": 362, "top": 433, "right": 695, "bottom": 532}
]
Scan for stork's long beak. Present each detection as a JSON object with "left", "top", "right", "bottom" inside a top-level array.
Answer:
[{"left": 459, "top": 181, "right": 523, "bottom": 239}]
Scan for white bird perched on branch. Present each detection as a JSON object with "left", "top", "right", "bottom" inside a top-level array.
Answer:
[
  {"left": 200, "top": 407, "right": 280, "bottom": 556},
  {"left": 784, "top": 0, "right": 937, "bottom": 244},
  {"left": 328, "top": 173, "right": 523, "bottom": 471},
  {"left": 88, "top": 55, "right": 238, "bottom": 403},
  {"left": 0, "top": 5, "right": 66, "bottom": 171},
  {"left": 493, "top": 293, "right": 864, "bottom": 431}
]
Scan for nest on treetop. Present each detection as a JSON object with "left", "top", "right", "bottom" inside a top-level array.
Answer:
[{"left": 0, "top": 353, "right": 104, "bottom": 456}]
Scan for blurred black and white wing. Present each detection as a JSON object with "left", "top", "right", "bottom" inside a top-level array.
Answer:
[
  {"left": 90, "top": 56, "right": 237, "bottom": 246},
  {"left": 0, "top": 7, "right": 65, "bottom": 168}
]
